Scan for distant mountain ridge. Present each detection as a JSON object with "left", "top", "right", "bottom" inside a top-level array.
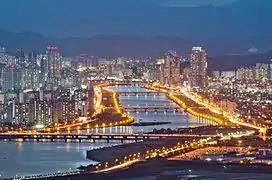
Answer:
[
  {"left": 1, "top": 0, "right": 272, "bottom": 70},
  {"left": 1, "top": 28, "right": 272, "bottom": 56},
  {"left": 1, "top": 28, "right": 272, "bottom": 71}
]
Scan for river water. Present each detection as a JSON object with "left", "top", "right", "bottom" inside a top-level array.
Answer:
[{"left": 0, "top": 86, "right": 209, "bottom": 178}]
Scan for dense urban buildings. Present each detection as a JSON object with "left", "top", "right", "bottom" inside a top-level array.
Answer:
[
  {"left": 0, "top": 46, "right": 95, "bottom": 128},
  {"left": 1, "top": 42, "right": 272, "bottom": 180},
  {"left": 1, "top": 43, "right": 272, "bottom": 134}
]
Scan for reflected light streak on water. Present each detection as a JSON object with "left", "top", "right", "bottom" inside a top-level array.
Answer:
[
  {"left": 0, "top": 86, "right": 210, "bottom": 178},
  {"left": 0, "top": 141, "right": 123, "bottom": 178},
  {"left": 78, "top": 86, "right": 210, "bottom": 134}
]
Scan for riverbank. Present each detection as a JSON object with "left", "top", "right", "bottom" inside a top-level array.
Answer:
[
  {"left": 144, "top": 84, "right": 232, "bottom": 126},
  {"left": 149, "top": 126, "right": 253, "bottom": 135},
  {"left": 131, "top": 122, "right": 171, "bottom": 126},
  {"left": 39, "top": 88, "right": 133, "bottom": 133},
  {"left": 168, "top": 93, "right": 229, "bottom": 125},
  {"left": 40, "top": 158, "right": 272, "bottom": 180},
  {"left": 86, "top": 138, "right": 193, "bottom": 162}
]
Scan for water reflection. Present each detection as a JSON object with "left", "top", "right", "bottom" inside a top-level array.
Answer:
[
  {"left": 0, "top": 86, "right": 210, "bottom": 178},
  {"left": 0, "top": 141, "right": 122, "bottom": 178},
  {"left": 77, "top": 86, "right": 209, "bottom": 134}
]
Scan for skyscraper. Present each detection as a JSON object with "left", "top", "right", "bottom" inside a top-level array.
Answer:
[
  {"left": 189, "top": 47, "right": 208, "bottom": 89},
  {"left": 45, "top": 46, "right": 61, "bottom": 86}
]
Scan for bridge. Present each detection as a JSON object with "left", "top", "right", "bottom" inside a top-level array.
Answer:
[
  {"left": 0, "top": 133, "right": 216, "bottom": 143},
  {"left": 105, "top": 105, "right": 208, "bottom": 112},
  {"left": 105, "top": 105, "right": 181, "bottom": 112},
  {"left": 93, "top": 81, "right": 144, "bottom": 87},
  {"left": 118, "top": 91, "right": 163, "bottom": 96}
]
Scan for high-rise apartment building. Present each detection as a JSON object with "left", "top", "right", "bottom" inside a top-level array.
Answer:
[
  {"left": 74, "top": 89, "right": 88, "bottom": 117},
  {"left": 189, "top": 47, "right": 208, "bottom": 89},
  {"left": 28, "top": 51, "right": 38, "bottom": 67},
  {"left": 236, "top": 67, "right": 254, "bottom": 81},
  {"left": 15, "top": 49, "right": 25, "bottom": 68},
  {"left": 45, "top": 46, "right": 61, "bottom": 86},
  {"left": 269, "top": 64, "right": 272, "bottom": 81},
  {"left": 158, "top": 51, "right": 181, "bottom": 86},
  {"left": 2, "top": 65, "right": 21, "bottom": 91},
  {"left": 87, "top": 81, "right": 95, "bottom": 117},
  {"left": 254, "top": 63, "right": 269, "bottom": 82}
]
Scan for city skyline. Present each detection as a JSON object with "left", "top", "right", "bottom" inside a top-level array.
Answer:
[{"left": 0, "top": 1, "right": 272, "bottom": 179}]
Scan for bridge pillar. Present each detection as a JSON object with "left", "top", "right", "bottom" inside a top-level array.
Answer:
[
  {"left": 92, "top": 139, "right": 96, "bottom": 143},
  {"left": 51, "top": 138, "right": 54, "bottom": 142},
  {"left": 78, "top": 139, "right": 82, "bottom": 143},
  {"left": 121, "top": 139, "right": 124, "bottom": 143}
]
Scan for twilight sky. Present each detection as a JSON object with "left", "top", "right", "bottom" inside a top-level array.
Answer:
[
  {"left": 159, "top": 0, "right": 238, "bottom": 6},
  {"left": 0, "top": 0, "right": 258, "bottom": 38}
]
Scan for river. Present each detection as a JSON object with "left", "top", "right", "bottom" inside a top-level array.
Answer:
[{"left": 0, "top": 85, "right": 209, "bottom": 178}]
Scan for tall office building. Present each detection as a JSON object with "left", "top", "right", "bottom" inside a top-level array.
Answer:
[
  {"left": 189, "top": 47, "right": 208, "bottom": 89},
  {"left": 45, "top": 46, "right": 61, "bottom": 86}
]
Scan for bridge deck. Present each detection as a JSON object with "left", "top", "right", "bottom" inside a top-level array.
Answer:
[
  {"left": 110, "top": 105, "right": 180, "bottom": 109},
  {"left": 117, "top": 91, "right": 161, "bottom": 93},
  {"left": 0, "top": 133, "right": 216, "bottom": 143}
]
